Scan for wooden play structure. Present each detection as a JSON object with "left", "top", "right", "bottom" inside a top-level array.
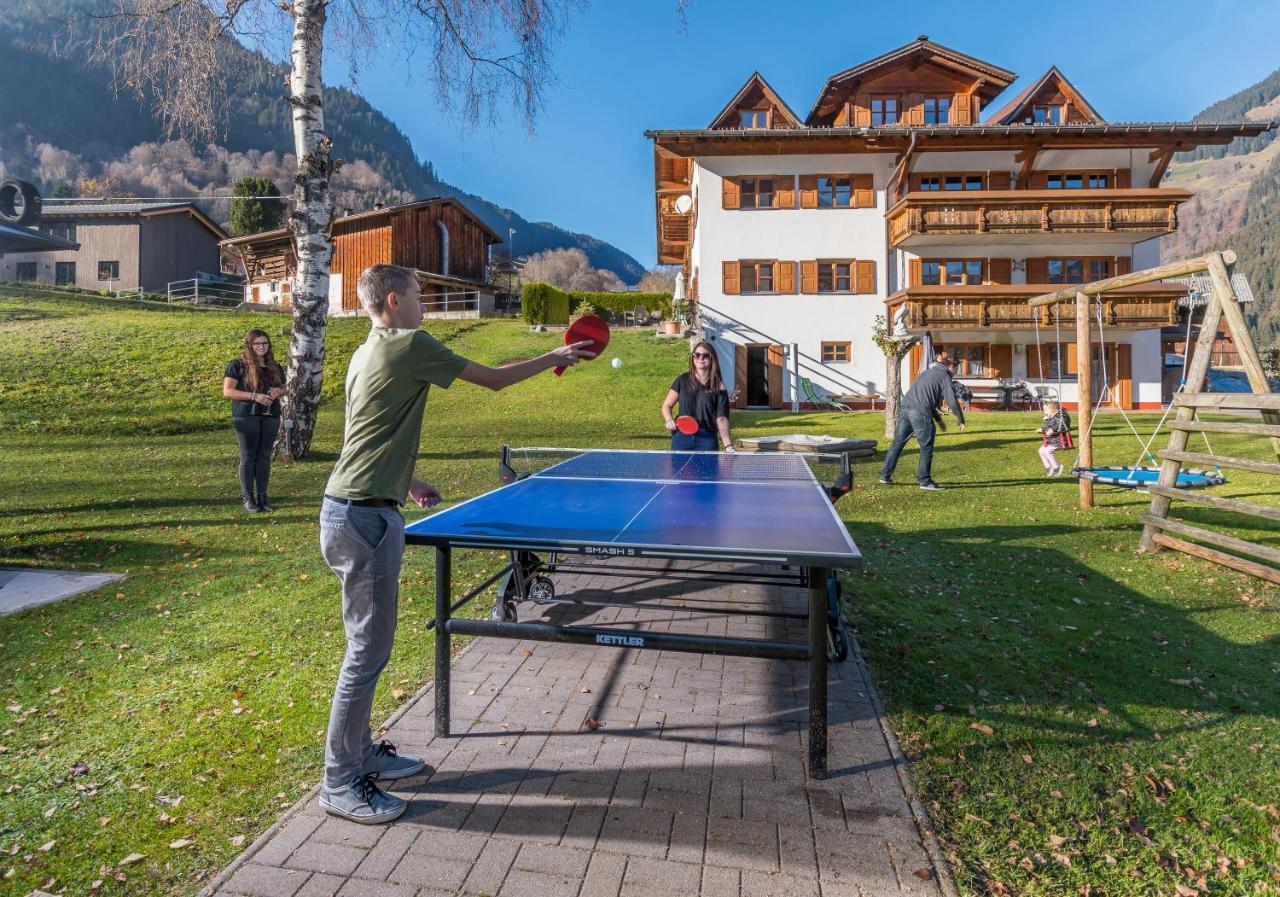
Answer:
[{"left": 1028, "top": 249, "right": 1280, "bottom": 583}]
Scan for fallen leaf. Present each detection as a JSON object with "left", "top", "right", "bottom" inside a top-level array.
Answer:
[
  {"left": 1049, "top": 834, "right": 1067, "bottom": 847},
  {"left": 98, "top": 816, "right": 111, "bottom": 827},
  {"left": 913, "top": 868, "right": 932, "bottom": 880},
  {"left": 1022, "top": 754, "right": 1033, "bottom": 765},
  {"left": 168, "top": 838, "right": 192, "bottom": 849},
  {"left": 969, "top": 722, "right": 994, "bottom": 736},
  {"left": 391, "top": 688, "right": 406, "bottom": 700},
  {"left": 119, "top": 853, "right": 145, "bottom": 865},
  {"left": 584, "top": 717, "right": 600, "bottom": 731},
  {"left": 230, "top": 835, "right": 246, "bottom": 847},
  {"left": 580, "top": 687, "right": 591, "bottom": 694},
  {"left": 39, "top": 840, "right": 55, "bottom": 852},
  {"left": 42, "top": 806, "right": 56, "bottom": 819},
  {"left": 70, "top": 762, "right": 90, "bottom": 776},
  {"left": 1175, "top": 886, "right": 1199, "bottom": 897}
]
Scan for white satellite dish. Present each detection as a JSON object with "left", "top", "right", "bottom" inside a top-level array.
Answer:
[{"left": 673, "top": 194, "right": 693, "bottom": 214}]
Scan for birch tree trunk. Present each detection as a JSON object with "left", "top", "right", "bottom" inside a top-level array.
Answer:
[
  {"left": 277, "top": 0, "right": 339, "bottom": 461},
  {"left": 884, "top": 351, "right": 903, "bottom": 440}
]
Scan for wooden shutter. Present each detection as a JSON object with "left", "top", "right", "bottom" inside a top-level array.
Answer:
[
  {"left": 1116, "top": 344, "right": 1133, "bottom": 409},
  {"left": 1115, "top": 169, "right": 1131, "bottom": 189},
  {"left": 1029, "top": 340, "right": 1046, "bottom": 379},
  {"left": 722, "top": 260, "right": 740, "bottom": 295},
  {"left": 800, "top": 260, "right": 818, "bottom": 294},
  {"left": 852, "top": 93, "right": 871, "bottom": 127},
  {"left": 987, "top": 258, "right": 1012, "bottom": 284},
  {"left": 988, "top": 345, "right": 1012, "bottom": 378},
  {"left": 767, "top": 344, "right": 784, "bottom": 409},
  {"left": 852, "top": 174, "right": 874, "bottom": 208},
  {"left": 951, "top": 92, "right": 972, "bottom": 125},
  {"left": 775, "top": 261, "right": 796, "bottom": 294},
  {"left": 722, "top": 177, "right": 740, "bottom": 210},
  {"left": 854, "top": 260, "right": 876, "bottom": 294},
  {"left": 909, "top": 258, "right": 922, "bottom": 287},
  {"left": 905, "top": 94, "right": 923, "bottom": 125},
  {"left": 1026, "top": 257, "right": 1048, "bottom": 283},
  {"left": 987, "top": 170, "right": 1012, "bottom": 190},
  {"left": 909, "top": 343, "right": 922, "bottom": 380},
  {"left": 734, "top": 344, "right": 748, "bottom": 409},
  {"left": 1028, "top": 171, "right": 1049, "bottom": 189},
  {"left": 1115, "top": 256, "right": 1131, "bottom": 276},
  {"left": 799, "top": 175, "right": 818, "bottom": 209},
  {"left": 1066, "top": 341, "right": 1079, "bottom": 375},
  {"left": 773, "top": 176, "right": 795, "bottom": 209}
]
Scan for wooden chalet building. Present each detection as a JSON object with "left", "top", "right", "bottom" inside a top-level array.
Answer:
[
  {"left": 647, "top": 36, "right": 1270, "bottom": 410},
  {"left": 221, "top": 197, "right": 503, "bottom": 317}
]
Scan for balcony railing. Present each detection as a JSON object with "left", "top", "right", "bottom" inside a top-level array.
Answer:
[
  {"left": 887, "top": 188, "right": 1193, "bottom": 246},
  {"left": 886, "top": 284, "right": 1184, "bottom": 331}
]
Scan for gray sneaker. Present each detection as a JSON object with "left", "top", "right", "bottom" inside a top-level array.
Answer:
[
  {"left": 878, "top": 477, "right": 892, "bottom": 485},
  {"left": 319, "top": 773, "right": 406, "bottom": 825},
  {"left": 919, "top": 482, "right": 944, "bottom": 491},
  {"left": 363, "top": 739, "right": 428, "bottom": 781}
]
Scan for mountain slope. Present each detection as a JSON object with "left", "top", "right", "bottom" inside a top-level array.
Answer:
[
  {"left": 0, "top": 0, "right": 644, "bottom": 282},
  {"left": 1163, "top": 68, "right": 1280, "bottom": 348}
]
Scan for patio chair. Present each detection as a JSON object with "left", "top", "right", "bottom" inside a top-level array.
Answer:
[
  {"left": 799, "top": 377, "right": 853, "bottom": 412},
  {"left": 632, "top": 305, "right": 651, "bottom": 327}
]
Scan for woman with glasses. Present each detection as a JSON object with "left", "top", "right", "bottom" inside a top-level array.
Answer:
[
  {"left": 661, "top": 341, "right": 734, "bottom": 451},
  {"left": 222, "top": 329, "right": 287, "bottom": 512}
]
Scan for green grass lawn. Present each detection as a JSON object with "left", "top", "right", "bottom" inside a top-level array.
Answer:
[{"left": 1, "top": 286, "right": 1277, "bottom": 896}]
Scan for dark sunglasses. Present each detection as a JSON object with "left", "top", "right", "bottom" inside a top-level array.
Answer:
[{"left": 692, "top": 352, "right": 712, "bottom": 359}]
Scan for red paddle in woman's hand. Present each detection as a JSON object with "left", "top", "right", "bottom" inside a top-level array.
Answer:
[
  {"left": 555, "top": 314, "right": 610, "bottom": 376},
  {"left": 675, "top": 416, "right": 699, "bottom": 435}
]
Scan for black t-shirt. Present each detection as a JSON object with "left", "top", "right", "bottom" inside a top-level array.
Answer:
[
  {"left": 226, "top": 359, "right": 286, "bottom": 418},
  {"left": 671, "top": 373, "right": 730, "bottom": 434}
]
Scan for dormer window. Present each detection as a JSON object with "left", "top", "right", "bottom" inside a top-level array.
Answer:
[
  {"left": 740, "top": 109, "right": 769, "bottom": 129},
  {"left": 1033, "top": 105, "right": 1062, "bottom": 124},
  {"left": 922, "top": 96, "right": 951, "bottom": 124},
  {"left": 870, "top": 96, "right": 899, "bottom": 126}
]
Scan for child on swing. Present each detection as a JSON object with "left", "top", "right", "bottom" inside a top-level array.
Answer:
[{"left": 1036, "top": 400, "right": 1072, "bottom": 476}]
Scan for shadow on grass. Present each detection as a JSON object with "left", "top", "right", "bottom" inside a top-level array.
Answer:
[{"left": 846, "top": 520, "right": 1279, "bottom": 750}]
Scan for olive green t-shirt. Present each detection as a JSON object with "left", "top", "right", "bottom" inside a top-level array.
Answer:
[{"left": 325, "top": 327, "right": 468, "bottom": 503}]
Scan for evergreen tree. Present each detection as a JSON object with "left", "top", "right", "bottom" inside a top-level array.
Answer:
[{"left": 229, "top": 176, "right": 283, "bottom": 236}]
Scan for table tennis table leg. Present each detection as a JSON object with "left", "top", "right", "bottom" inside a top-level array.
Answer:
[
  {"left": 807, "top": 566, "right": 828, "bottom": 779},
  {"left": 434, "top": 546, "right": 451, "bottom": 738}
]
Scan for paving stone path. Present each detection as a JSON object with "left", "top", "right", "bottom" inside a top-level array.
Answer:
[{"left": 206, "top": 560, "right": 954, "bottom": 897}]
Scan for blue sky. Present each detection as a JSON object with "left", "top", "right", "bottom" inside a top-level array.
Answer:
[{"left": 346, "top": 0, "right": 1280, "bottom": 272}]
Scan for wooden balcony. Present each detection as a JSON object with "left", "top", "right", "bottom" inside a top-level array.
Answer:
[
  {"left": 887, "top": 188, "right": 1193, "bottom": 246},
  {"left": 885, "top": 284, "right": 1185, "bottom": 331}
]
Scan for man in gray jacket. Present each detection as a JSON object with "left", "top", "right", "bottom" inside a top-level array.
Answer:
[{"left": 880, "top": 353, "right": 966, "bottom": 490}]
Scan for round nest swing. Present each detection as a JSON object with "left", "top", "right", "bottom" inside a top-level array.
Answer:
[{"left": 1071, "top": 465, "right": 1226, "bottom": 489}]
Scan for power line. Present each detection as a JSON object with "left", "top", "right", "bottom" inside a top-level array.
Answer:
[{"left": 47, "top": 196, "right": 290, "bottom": 202}]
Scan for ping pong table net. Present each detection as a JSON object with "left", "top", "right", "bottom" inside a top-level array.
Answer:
[{"left": 499, "top": 447, "right": 853, "bottom": 501}]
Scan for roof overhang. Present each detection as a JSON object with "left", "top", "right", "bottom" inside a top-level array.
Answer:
[
  {"left": 647, "top": 122, "right": 1274, "bottom": 156},
  {"left": 0, "top": 223, "right": 80, "bottom": 253}
]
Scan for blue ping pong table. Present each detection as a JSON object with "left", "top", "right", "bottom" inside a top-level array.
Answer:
[{"left": 405, "top": 447, "right": 862, "bottom": 778}]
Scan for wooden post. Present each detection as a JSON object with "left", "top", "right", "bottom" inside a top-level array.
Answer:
[
  {"left": 1138, "top": 278, "right": 1225, "bottom": 550},
  {"left": 1206, "top": 252, "right": 1280, "bottom": 459},
  {"left": 1075, "top": 290, "right": 1093, "bottom": 509}
]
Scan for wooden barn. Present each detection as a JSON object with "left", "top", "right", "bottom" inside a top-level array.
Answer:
[{"left": 220, "top": 197, "right": 503, "bottom": 317}]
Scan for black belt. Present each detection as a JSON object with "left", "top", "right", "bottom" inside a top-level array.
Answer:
[{"left": 325, "top": 494, "right": 398, "bottom": 508}]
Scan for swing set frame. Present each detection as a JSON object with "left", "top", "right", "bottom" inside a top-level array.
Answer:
[{"left": 1029, "top": 249, "right": 1280, "bottom": 583}]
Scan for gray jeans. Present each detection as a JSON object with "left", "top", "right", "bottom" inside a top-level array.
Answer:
[{"left": 319, "top": 497, "right": 405, "bottom": 789}]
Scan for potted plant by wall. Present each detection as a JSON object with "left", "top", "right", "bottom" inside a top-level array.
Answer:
[{"left": 664, "top": 300, "right": 686, "bottom": 335}]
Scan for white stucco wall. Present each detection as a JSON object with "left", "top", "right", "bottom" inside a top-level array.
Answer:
[{"left": 689, "top": 149, "right": 1173, "bottom": 408}]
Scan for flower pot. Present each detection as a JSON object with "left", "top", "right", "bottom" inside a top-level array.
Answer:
[{"left": 663, "top": 320, "right": 682, "bottom": 335}]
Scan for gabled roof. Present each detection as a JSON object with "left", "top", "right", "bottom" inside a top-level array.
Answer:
[
  {"left": 708, "top": 72, "right": 803, "bottom": 130},
  {"left": 806, "top": 35, "right": 1016, "bottom": 125},
  {"left": 41, "top": 201, "right": 228, "bottom": 240},
  {"left": 221, "top": 197, "right": 503, "bottom": 248},
  {"left": 985, "top": 67, "right": 1104, "bottom": 125}
]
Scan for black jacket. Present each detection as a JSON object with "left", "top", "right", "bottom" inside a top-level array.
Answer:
[{"left": 905, "top": 363, "right": 965, "bottom": 425}]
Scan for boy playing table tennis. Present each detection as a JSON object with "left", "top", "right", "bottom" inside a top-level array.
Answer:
[{"left": 319, "top": 264, "right": 593, "bottom": 824}]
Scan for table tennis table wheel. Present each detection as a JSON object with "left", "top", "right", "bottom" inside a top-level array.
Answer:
[
  {"left": 491, "top": 599, "right": 519, "bottom": 623},
  {"left": 528, "top": 575, "right": 555, "bottom": 603}
]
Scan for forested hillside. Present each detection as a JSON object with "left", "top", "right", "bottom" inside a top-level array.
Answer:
[
  {"left": 0, "top": 0, "right": 645, "bottom": 282},
  {"left": 1164, "top": 67, "right": 1280, "bottom": 347}
]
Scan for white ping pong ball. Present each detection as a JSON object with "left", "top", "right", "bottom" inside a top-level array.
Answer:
[{"left": 611, "top": 357, "right": 623, "bottom": 369}]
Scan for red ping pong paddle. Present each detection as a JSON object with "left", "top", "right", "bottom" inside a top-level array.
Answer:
[
  {"left": 554, "top": 314, "right": 609, "bottom": 376},
  {"left": 675, "top": 415, "right": 699, "bottom": 436}
]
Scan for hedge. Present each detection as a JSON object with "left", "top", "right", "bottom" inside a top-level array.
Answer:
[{"left": 520, "top": 283, "right": 673, "bottom": 324}]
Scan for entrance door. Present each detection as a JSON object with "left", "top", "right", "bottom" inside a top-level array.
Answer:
[{"left": 746, "top": 346, "right": 770, "bottom": 407}]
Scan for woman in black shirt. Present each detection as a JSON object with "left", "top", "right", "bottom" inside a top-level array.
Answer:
[
  {"left": 661, "top": 341, "right": 734, "bottom": 451},
  {"left": 222, "top": 329, "right": 286, "bottom": 512}
]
